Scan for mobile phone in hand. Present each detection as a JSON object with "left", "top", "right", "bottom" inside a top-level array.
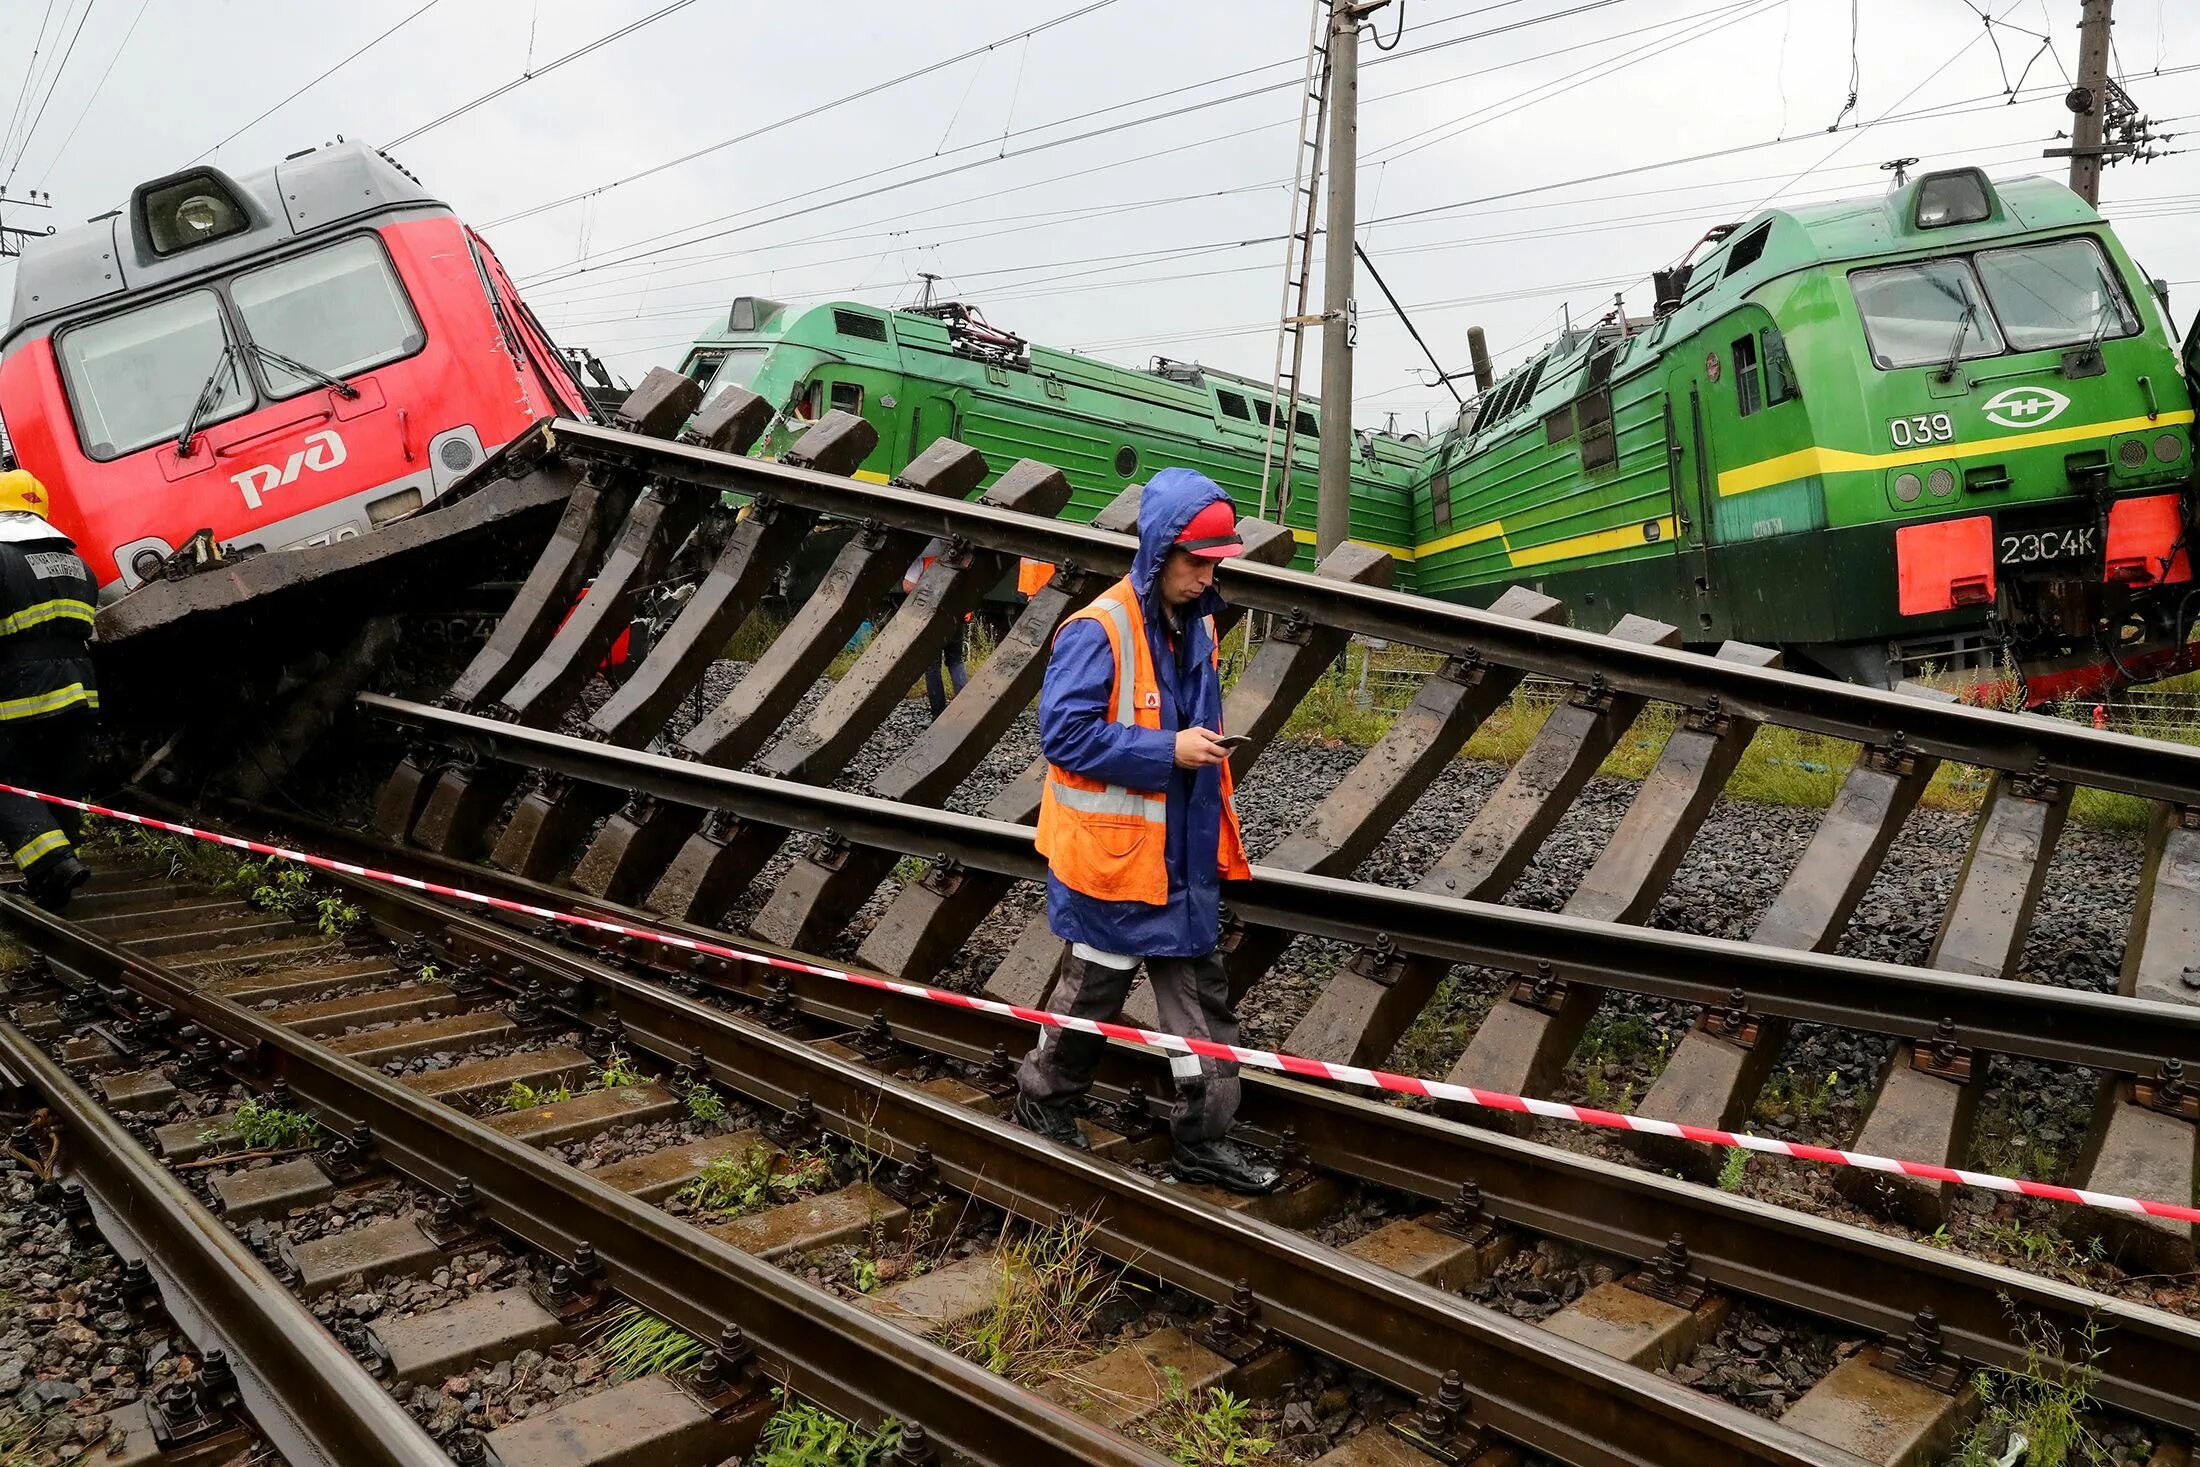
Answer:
[{"left": 1214, "top": 733, "right": 1251, "bottom": 750}]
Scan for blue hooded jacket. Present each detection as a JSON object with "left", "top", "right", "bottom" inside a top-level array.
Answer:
[{"left": 1039, "top": 467, "right": 1235, "bottom": 958}]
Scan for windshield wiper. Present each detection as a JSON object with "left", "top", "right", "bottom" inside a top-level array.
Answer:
[
  {"left": 1935, "top": 300, "right": 1978, "bottom": 384},
  {"left": 245, "top": 342, "right": 360, "bottom": 399},
  {"left": 174, "top": 344, "right": 241, "bottom": 458}
]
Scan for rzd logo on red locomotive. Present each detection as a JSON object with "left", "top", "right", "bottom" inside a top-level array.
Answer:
[{"left": 230, "top": 429, "right": 347, "bottom": 510}]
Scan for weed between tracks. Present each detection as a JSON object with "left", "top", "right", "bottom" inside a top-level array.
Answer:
[
  {"left": 1142, "top": 1369, "right": 1274, "bottom": 1466},
  {"left": 491, "top": 1048, "right": 650, "bottom": 1114},
  {"left": 679, "top": 1145, "right": 834, "bottom": 1220},
  {"left": 591, "top": 1306, "right": 708, "bottom": 1380},
  {"left": 945, "top": 1218, "right": 1121, "bottom": 1386},
  {"left": 752, "top": 1399, "right": 902, "bottom": 1465},
  {"left": 1953, "top": 1309, "right": 2114, "bottom": 1467},
  {"left": 208, "top": 1099, "right": 320, "bottom": 1151}
]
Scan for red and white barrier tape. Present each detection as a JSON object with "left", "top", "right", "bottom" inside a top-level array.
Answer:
[{"left": 7, "top": 782, "right": 2197, "bottom": 1226}]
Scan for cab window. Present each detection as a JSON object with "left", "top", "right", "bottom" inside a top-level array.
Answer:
[
  {"left": 230, "top": 234, "right": 422, "bottom": 397},
  {"left": 829, "top": 382, "right": 863, "bottom": 415},
  {"left": 1974, "top": 237, "right": 2138, "bottom": 352},
  {"left": 1851, "top": 259, "right": 2003, "bottom": 369},
  {"left": 58, "top": 290, "right": 250, "bottom": 460}
]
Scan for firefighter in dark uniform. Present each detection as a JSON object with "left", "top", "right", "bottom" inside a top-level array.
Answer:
[{"left": 0, "top": 469, "right": 98, "bottom": 909}]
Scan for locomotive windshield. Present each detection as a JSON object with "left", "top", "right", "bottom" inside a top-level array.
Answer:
[
  {"left": 1851, "top": 260, "right": 2002, "bottom": 369},
  {"left": 231, "top": 236, "right": 422, "bottom": 396},
  {"left": 1973, "top": 238, "right": 2138, "bottom": 351},
  {"left": 1850, "top": 237, "right": 2138, "bottom": 370},
  {"left": 57, "top": 291, "right": 250, "bottom": 459}
]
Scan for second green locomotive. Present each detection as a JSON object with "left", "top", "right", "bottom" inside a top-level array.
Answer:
[{"left": 1412, "top": 166, "right": 2197, "bottom": 700}]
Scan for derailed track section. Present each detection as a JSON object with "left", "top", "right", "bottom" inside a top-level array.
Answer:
[{"left": 103, "top": 398, "right": 2200, "bottom": 1462}]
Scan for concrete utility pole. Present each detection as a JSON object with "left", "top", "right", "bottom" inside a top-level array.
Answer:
[
  {"left": 1316, "top": 0, "right": 1388, "bottom": 559},
  {"left": 2067, "top": 0, "right": 2114, "bottom": 205}
]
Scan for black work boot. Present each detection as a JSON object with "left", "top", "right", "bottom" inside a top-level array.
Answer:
[
  {"left": 1170, "top": 1135, "right": 1282, "bottom": 1195},
  {"left": 1011, "top": 1095, "right": 1090, "bottom": 1151},
  {"left": 28, "top": 855, "right": 90, "bottom": 912}
]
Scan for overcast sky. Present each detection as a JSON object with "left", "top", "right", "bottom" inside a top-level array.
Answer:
[{"left": 2, "top": 0, "right": 2195, "bottom": 435}]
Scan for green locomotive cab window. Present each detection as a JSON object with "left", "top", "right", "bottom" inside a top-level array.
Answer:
[
  {"left": 1296, "top": 409, "right": 1319, "bottom": 440},
  {"left": 1974, "top": 238, "right": 2138, "bottom": 352},
  {"left": 679, "top": 348, "right": 728, "bottom": 394},
  {"left": 1760, "top": 328, "right": 1799, "bottom": 405},
  {"left": 1851, "top": 259, "right": 2003, "bottom": 370},
  {"left": 702, "top": 347, "right": 769, "bottom": 398},
  {"left": 1216, "top": 390, "right": 1252, "bottom": 421},
  {"left": 1732, "top": 333, "right": 1763, "bottom": 417},
  {"left": 829, "top": 381, "right": 863, "bottom": 415}
]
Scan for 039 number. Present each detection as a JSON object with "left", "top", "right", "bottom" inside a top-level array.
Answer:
[{"left": 1888, "top": 413, "right": 1954, "bottom": 447}]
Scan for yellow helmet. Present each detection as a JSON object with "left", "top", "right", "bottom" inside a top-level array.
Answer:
[{"left": 0, "top": 469, "right": 51, "bottom": 519}]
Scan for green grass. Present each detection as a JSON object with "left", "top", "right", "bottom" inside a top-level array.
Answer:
[
  {"left": 208, "top": 1099, "right": 319, "bottom": 1151},
  {"left": 1715, "top": 1148, "right": 1751, "bottom": 1192},
  {"left": 946, "top": 1218, "right": 1120, "bottom": 1385},
  {"left": 591, "top": 1307, "right": 709, "bottom": 1381},
  {"left": 684, "top": 1081, "right": 728, "bottom": 1126},
  {"left": 497, "top": 1079, "right": 574, "bottom": 1112},
  {"left": 1954, "top": 1310, "right": 2111, "bottom": 1467},
  {"left": 1250, "top": 636, "right": 2200, "bottom": 831},
  {"left": 1143, "top": 1369, "right": 1273, "bottom": 1466},
  {"left": 1753, "top": 1068, "right": 1843, "bottom": 1126},
  {"left": 752, "top": 1400, "right": 902, "bottom": 1466},
  {"left": 679, "top": 1145, "right": 833, "bottom": 1218}
]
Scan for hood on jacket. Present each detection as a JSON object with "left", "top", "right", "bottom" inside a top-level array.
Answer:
[
  {"left": 1130, "top": 467, "right": 1234, "bottom": 620},
  {"left": 0, "top": 511, "right": 70, "bottom": 547}
]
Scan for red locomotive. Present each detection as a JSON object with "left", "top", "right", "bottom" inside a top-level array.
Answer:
[{"left": 0, "top": 141, "right": 594, "bottom": 599}]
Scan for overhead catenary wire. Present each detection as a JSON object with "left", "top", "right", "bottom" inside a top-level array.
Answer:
[
  {"left": 4, "top": 0, "right": 96, "bottom": 187},
  {"left": 383, "top": 0, "right": 701, "bottom": 149},
  {"left": 513, "top": 0, "right": 1639, "bottom": 287},
  {"left": 28, "top": 0, "right": 149, "bottom": 187},
  {"left": 0, "top": 0, "right": 65, "bottom": 176},
  {"left": 186, "top": 0, "right": 444, "bottom": 163},
  {"left": 486, "top": 0, "right": 1128, "bottom": 230},
  {"left": 1355, "top": 241, "right": 1460, "bottom": 402}
]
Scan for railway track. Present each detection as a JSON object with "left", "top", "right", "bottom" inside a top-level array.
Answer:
[{"left": 34, "top": 386, "right": 2200, "bottom": 1464}]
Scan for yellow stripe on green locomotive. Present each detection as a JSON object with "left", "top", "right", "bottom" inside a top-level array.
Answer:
[{"left": 1413, "top": 166, "right": 2196, "bottom": 703}]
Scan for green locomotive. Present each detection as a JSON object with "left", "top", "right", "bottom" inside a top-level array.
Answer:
[
  {"left": 1412, "top": 166, "right": 2198, "bottom": 700},
  {"left": 664, "top": 297, "right": 1427, "bottom": 586}
]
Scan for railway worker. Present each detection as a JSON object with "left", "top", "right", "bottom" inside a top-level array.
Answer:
[
  {"left": 1014, "top": 467, "right": 1280, "bottom": 1195},
  {"left": 903, "top": 537, "right": 969, "bottom": 715},
  {"left": 0, "top": 469, "right": 98, "bottom": 910}
]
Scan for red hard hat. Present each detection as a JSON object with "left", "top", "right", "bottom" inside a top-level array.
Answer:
[{"left": 1174, "top": 499, "right": 1244, "bottom": 559}]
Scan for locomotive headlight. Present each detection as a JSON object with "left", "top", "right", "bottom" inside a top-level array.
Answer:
[
  {"left": 1894, "top": 472, "right": 1923, "bottom": 502},
  {"left": 2155, "top": 432, "right": 2185, "bottom": 464},
  {"left": 176, "top": 194, "right": 225, "bottom": 237},
  {"left": 2119, "top": 438, "right": 2150, "bottom": 468},
  {"left": 1912, "top": 168, "right": 1994, "bottom": 229}
]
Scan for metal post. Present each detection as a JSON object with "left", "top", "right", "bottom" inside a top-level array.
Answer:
[
  {"left": 1466, "top": 326, "right": 1495, "bottom": 394},
  {"left": 2067, "top": 0, "right": 2114, "bottom": 205},
  {"left": 1317, "top": 0, "right": 1385, "bottom": 559}
]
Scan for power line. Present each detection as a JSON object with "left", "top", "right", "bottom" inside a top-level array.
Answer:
[
  {"left": 29, "top": 0, "right": 149, "bottom": 187},
  {"left": 5, "top": 0, "right": 96, "bottom": 186},
  {"left": 487, "top": 0, "right": 1127, "bottom": 229},
  {"left": 522, "top": 1, "right": 1699, "bottom": 298},
  {"left": 385, "top": 0, "right": 700, "bottom": 148},
  {"left": 513, "top": 0, "right": 1635, "bottom": 286},
  {"left": 187, "top": 0, "right": 444, "bottom": 163},
  {"left": 0, "top": 0, "right": 65, "bottom": 173}
]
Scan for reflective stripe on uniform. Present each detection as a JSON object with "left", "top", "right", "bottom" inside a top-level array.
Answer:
[
  {"left": 1043, "top": 775, "right": 1165, "bottom": 822},
  {"left": 12, "top": 829, "right": 67, "bottom": 868},
  {"left": 1087, "top": 594, "right": 1140, "bottom": 725},
  {"left": 0, "top": 598, "right": 94, "bottom": 636},
  {"left": 0, "top": 682, "right": 99, "bottom": 721}
]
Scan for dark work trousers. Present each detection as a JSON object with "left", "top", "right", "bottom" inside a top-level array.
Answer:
[
  {"left": 0, "top": 705, "right": 94, "bottom": 883},
  {"left": 924, "top": 619, "right": 969, "bottom": 715},
  {"left": 1018, "top": 944, "right": 1241, "bottom": 1143}
]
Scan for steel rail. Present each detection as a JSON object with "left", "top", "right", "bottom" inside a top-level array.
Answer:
[
  {"left": 0, "top": 963, "right": 449, "bottom": 1467},
  {"left": 215, "top": 801, "right": 2200, "bottom": 1434},
  {"left": 332, "top": 873, "right": 1867, "bottom": 1467},
  {"left": 361, "top": 694, "right": 2200, "bottom": 1074},
  {"left": 529, "top": 417, "right": 2200, "bottom": 803},
  {"left": 0, "top": 897, "right": 1162, "bottom": 1467}
]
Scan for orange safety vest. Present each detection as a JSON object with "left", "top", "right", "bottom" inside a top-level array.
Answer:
[
  {"left": 1017, "top": 558, "right": 1056, "bottom": 597},
  {"left": 1034, "top": 578, "right": 1251, "bottom": 906}
]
